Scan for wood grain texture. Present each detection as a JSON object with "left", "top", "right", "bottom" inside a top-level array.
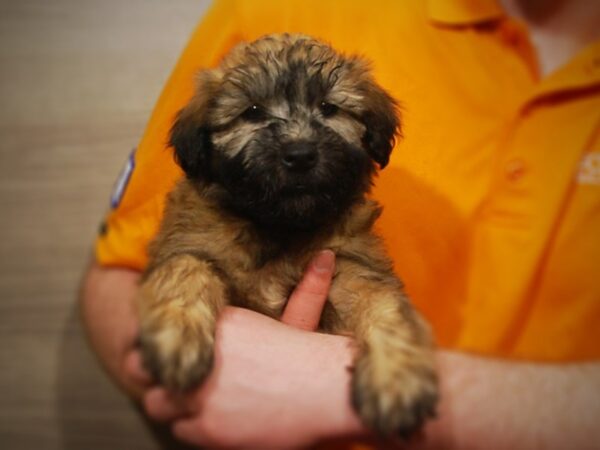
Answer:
[{"left": 0, "top": 1, "right": 210, "bottom": 448}]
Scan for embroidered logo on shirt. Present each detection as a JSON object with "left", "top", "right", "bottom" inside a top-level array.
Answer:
[
  {"left": 577, "top": 152, "right": 600, "bottom": 186},
  {"left": 110, "top": 149, "right": 136, "bottom": 208}
]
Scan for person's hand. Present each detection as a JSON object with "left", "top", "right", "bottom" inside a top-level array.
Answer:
[{"left": 137, "top": 250, "right": 365, "bottom": 449}]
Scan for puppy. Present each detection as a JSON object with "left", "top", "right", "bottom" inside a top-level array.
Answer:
[{"left": 138, "top": 34, "right": 438, "bottom": 437}]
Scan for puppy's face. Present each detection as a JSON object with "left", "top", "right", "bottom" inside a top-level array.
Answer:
[{"left": 171, "top": 34, "right": 400, "bottom": 229}]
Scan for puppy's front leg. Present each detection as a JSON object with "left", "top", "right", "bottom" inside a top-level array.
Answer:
[
  {"left": 137, "top": 254, "right": 228, "bottom": 391},
  {"left": 328, "top": 268, "right": 438, "bottom": 437}
]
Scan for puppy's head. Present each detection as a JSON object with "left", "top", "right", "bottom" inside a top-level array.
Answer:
[{"left": 171, "top": 34, "right": 400, "bottom": 230}]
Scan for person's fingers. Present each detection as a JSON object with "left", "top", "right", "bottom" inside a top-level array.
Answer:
[
  {"left": 123, "top": 350, "right": 153, "bottom": 386},
  {"left": 172, "top": 416, "right": 210, "bottom": 447},
  {"left": 281, "top": 249, "right": 335, "bottom": 331},
  {"left": 143, "top": 387, "right": 188, "bottom": 423}
]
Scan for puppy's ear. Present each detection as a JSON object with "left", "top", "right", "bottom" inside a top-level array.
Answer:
[
  {"left": 170, "top": 74, "right": 217, "bottom": 180},
  {"left": 170, "top": 112, "right": 212, "bottom": 180},
  {"left": 361, "top": 83, "right": 401, "bottom": 169}
]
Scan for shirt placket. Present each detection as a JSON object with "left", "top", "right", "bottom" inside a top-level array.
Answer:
[{"left": 458, "top": 46, "right": 600, "bottom": 354}]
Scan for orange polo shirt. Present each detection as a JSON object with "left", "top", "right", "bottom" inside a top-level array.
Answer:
[{"left": 96, "top": 0, "right": 600, "bottom": 362}]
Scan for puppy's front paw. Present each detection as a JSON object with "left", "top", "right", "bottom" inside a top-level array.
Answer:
[
  {"left": 139, "top": 320, "right": 214, "bottom": 391},
  {"left": 136, "top": 254, "right": 228, "bottom": 390},
  {"left": 351, "top": 349, "right": 438, "bottom": 438}
]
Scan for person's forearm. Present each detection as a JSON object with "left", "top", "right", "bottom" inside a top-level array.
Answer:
[
  {"left": 418, "top": 351, "right": 600, "bottom": 449},
  {"left": 79, "top": 261, "right": 143, "bottom": 398},
  {"left": 79, "top": 261, "right": 600, "bottom": 448}
]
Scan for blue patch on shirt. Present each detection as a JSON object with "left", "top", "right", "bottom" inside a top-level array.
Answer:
[{"left": 110, "top": 149, "right": 136, "bottom": 209}]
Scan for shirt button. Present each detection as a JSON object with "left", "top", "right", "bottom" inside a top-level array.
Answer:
[{"left": 505, "top": 158, "right": 527, "bottom": 181}]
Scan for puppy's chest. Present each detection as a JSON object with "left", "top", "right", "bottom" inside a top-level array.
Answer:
[
  {"left": 220, "top": 253, "right": 306, "bottom": 318},
  {"left": 179, "top": 207, "right": 318, "bottom": 317}
]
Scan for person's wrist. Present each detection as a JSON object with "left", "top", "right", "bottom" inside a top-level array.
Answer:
[{"left": 301, "top": 332, "right": 366, "bottom": 441}]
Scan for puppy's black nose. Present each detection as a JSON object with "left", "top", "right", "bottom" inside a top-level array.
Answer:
[{"left": 282, "top": 142, "right": 318, "bottom": 171}]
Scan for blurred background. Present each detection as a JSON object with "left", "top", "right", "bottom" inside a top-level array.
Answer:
[{"left": 0, "top": 1, "right": 209, "bottom": 448}]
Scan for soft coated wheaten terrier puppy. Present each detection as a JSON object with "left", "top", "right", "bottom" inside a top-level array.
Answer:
[{"left": 138, "top": 33, "right": 438, "bottom": 437}]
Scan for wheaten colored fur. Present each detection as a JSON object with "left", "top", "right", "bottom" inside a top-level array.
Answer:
[{"left": 137, "top": 33, "right": 438, "bottom": 437}]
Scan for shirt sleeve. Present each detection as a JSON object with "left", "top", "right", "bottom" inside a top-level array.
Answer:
[{"left": 95, "top": 0, "right": 243, "bottom": 270}]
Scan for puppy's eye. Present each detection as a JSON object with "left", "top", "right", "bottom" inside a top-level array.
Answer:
[
  {"left": 320, "top": 102, "right": 339, "bottom": 118},
  {"left": 241, "top": 104, "right": 267, "bottom": 123}
]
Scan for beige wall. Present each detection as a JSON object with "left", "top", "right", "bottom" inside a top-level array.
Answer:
[{"left": 0, "top": 1, "right": 210, "bottom": 448}]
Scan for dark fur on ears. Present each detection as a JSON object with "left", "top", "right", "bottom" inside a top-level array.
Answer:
[
  {"left": 170, "top": 114, "right": 213, "bottom": 180},
  {"left": 361, "top": 83, "right": 401, "bottom": 169},
  {"left": 170, "top": 72, "right": 219, "bottom": 180}
]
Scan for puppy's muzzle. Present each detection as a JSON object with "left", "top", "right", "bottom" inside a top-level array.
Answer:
[{"left": 282, "top": 141, "right": 318, "bottom": 172}]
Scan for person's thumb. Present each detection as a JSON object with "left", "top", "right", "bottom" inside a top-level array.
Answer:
[{"left": 280, "top": 250, "right": 335, "bottom": 331}]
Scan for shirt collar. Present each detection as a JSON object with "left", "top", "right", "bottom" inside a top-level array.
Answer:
[
  {"left": 427, "top": 0, "right": 600, "bottom": 99},
  {"left": 427, "top": 0, "right": 504, "bottom": 25},
  {"left": 528, "top": 41, "right": 600, "bottom": 103}
]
